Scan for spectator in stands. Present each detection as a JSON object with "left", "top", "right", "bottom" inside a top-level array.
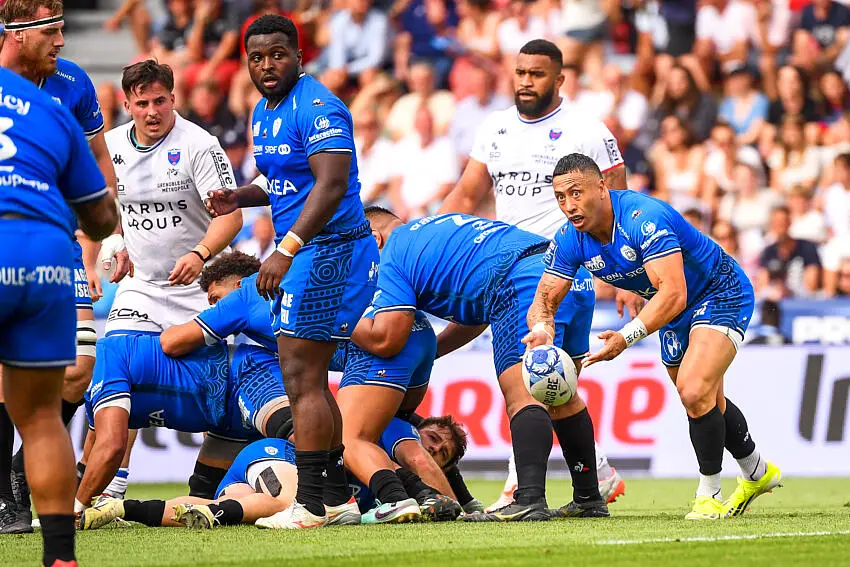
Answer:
[
  {"left": 449, "top": 65, "right": 510, "bottom": 167},
  {"left": 747, "top": 300, "right": 790, "bottom": 345},
  {"left": 105, "top": 0, "right": 152, "bottom": 54},
  {"left": 395, "top": 0, "right": 460, "bottom": 88},
  {"left": 236, "top": 212, "right": 276, "bottom": 261},
  {"left": 761, "top": 65, "right": 822, "bottom": 156},
  {"left": 584, "top": 63, "right": 649, "bottom": 146},
  {"left": 718, "top": 65, "right": 769, "bottom": 146},
  {"left": 694, "top": 0, "right": 748, "bottom": 76},
  {"left": 794, "top": 0, "right": 850, "bottom": 71},
  {"left": 321, "top": 0, "right": 389, "bottom": 95},
  {"left": 184, "top": 0, "right": 241, "bottom": 95},
  {"left": 703, "top": 121, "right": 765, "bottom": 207},
  {"left": 150, "top": 0, "right": 194, "bottom": 71},
  {"left": 632, "top": 0, "right": 698, "bottom": 97},
  {"left": 682, "top": 207, "right": 707, "bottom": 232},
  {"left": 818, "top": 68, "right": 850, "bottom": 126},
  {"left": 738, "top": 0, "right": 792, "bottom": 100},
  {"left": 788, "top": 185, "right": 827, "bottom": 243},
  {"left": 822, "top": 153, "right": 850, "bottom": 242},
  {"left": 759, "top": 206, "right": 822, "bottom": 298},
  {"left": 388, "top": 105, "right": 460, "bottom": 220},
  {"left": 386, "top": 61, "right": 455, "bottom": 140},
  {"left": 355, "top": 108, "right": 394, "bottom": 206},
  {"left": 560, "top": 64, "right": 594, "bottom": 114},
  {"left": 649, "top": 115, "right": 705, "bottom": 212},
  {"left": 833, "top": 258, "right": 850, "bottom": 296},
  {"left": 559, "top": 0, "right": 615, "bottom": 86},
  {"left": 767, "top": 116, "right": 821, "bottom": 194},
  {"left": 457, "top": 0, "right": 500, "bottom": 62},
  {"left": 711, "top": 219, "right": 742, "bottom": 262},
  {"left": 638, "top": 63, "right": 716, "bottom": 155},
  {"left": 497, "top": 0, "right": 551, "bottom": 68}
]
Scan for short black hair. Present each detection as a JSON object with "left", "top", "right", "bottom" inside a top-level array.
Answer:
[
  {"left": 553, "top": 153, "right": 602, "bottom": 179},
  {"left": 198, "top": 251, "right": 261, "bottom": 292},
  {"left": 364, "top": 205, "right": 398, "bottom": 222},
  {"left": 244, "top": 14, "right": 299, "bottom": 51},
  {"left": 121, "top": 60, "right": 174, "bottom": 96},
  {"left": 519, "top": 39, "right": 563, "bottom": 68},
  {"left": 420, "top": 415, "right": 469, "bottom": 468}
]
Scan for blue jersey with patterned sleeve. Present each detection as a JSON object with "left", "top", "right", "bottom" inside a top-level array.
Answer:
[
  {"left": 370, "top": 214, "right": 550, "bottom": 325},
  {"left": 194, "top": 273, "right": 276, "bottom": 352},
  {"left": 251, "top": 74, "right": 365, "bottom": 240},
  {"left": 40, "top": 59, "right": 104, "bottom": 139},
  {"left": 545, "top": 190, "right": 723, "bottom": 305},
  {"left": 0, "top": 67, "right": 107, "bottom": 237}
]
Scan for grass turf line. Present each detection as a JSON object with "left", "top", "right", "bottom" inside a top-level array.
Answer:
[{"left": 1, "top": 478, "right": 848, "bottom": 566}]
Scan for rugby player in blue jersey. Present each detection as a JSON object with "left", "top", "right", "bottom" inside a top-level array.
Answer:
[
  {"left": 0, "top": 0, "right": 124, "bottom": 534},
  {"left": 0, "top": 47, "right": 117, "bottom": 567},
  {"left": 352, "top": 207, "right": 607, "bottom": 522},
  {"left": 524, "top": 153, "right": 782, "bottom": 519},
  {"left": 205, "top": 14, "right": 380, "bottom": 529}
]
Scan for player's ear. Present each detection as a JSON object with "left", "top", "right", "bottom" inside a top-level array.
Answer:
[
  {"left": 297, "top": 49, "right": 303, "bottom": 68},
  {"left": 371, "top": 228, "right": 384, "bottom": 250}
]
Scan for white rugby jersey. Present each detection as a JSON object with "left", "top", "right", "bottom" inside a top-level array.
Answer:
[
  {"left": 106, "top": 112, "right": 236, "bottom": 283},
  {"left": 469, "top": 100, "right": 624, "bottom": 239}
]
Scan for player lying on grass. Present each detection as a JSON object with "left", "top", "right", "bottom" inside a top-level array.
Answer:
[
  {"left": 524, "top": 153, "right": 781, "bottom": 520},
  {"left": 76, "top": 336, "right": 292, "bottom": 515},
  {"left": 78, "top": 416, "right": 467, "bottom": 529},
  {"left": 354, "top": 206, "right": 606, "bottom": 522}
]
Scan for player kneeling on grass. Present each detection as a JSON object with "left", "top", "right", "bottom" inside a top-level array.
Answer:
[
  {"left": 524, "top": 153, "right": 781, "bottom": 520},
  {"left": 79, "top": 416, "right": 467, "bottom": 529},
  {"left": 75, "top": 336, "right": 292, "bottom": 516}
]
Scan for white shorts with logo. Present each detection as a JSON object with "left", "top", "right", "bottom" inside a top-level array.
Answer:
[{"left": 105, "top": 276, "right": 209, "bottom": 335}]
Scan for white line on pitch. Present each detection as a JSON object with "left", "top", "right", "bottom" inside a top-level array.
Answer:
[{"left": 595, "top": 530, "right": 850, "bottom": 546}]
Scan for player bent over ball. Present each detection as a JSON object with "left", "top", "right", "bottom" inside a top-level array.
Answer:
[
  {"left": 524, "top": 153, "right": 781, "bottom": 520},
  {"left": 76, "top": 336, "right": 292, "bottom": 514}
]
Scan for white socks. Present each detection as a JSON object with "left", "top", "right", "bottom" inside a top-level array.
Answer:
[
  {"left": 595, "top": 443, "right": 614, "bottom": 479},
  {"left": 104, "top": 467, "right": 130, "bottom": 499},
  {"left": 736, "top": 450, "right": 767, "bottom": 481},
  {"left": 695, "top": 473, "right": 722, "bottom": 499}
]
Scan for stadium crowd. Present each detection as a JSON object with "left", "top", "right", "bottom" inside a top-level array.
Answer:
[{"left": 96, "top": 0, "right": 850, "bottom": 300}]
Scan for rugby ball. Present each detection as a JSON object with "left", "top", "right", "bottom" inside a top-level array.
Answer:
[{"left": 522, "top": 344, "right": 577, "bottom": 407}]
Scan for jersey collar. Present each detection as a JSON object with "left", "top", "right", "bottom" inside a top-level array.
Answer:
[
  {"left": 265, "top": 73, "right": 306, "bottom": 112},
  {"left": 127, "top": 111, "right": 179, "bottom": 153},
  {"left": 516, "top": 97, "right": 564, "bottom": 125}
]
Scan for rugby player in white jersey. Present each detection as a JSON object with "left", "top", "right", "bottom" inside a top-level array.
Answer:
[
  {"left": 86, "top": 60, "right": 243, "bottom": 505},
  {"left": 439, "top": 39, "right": 636, "bottom": 510}
]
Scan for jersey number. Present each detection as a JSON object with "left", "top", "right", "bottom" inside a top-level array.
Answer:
[{"left": 0, "top": 118, "right": 18, "bottom": 161}]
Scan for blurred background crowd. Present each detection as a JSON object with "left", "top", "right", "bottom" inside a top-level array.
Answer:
[{"left": 91, "top": 0, "right": 850, "bottom": 302}]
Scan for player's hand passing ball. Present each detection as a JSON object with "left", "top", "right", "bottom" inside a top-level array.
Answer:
[
  {"left": 256, "top": 250, "right": 293, "bottom": 300},
  {"left": 205, "top": 189, "right": 240, "bottom": 218},
  {"left": 582, "top": 330, "right": 627, "bottom": 368},
  {"left": 169, "top": 252, "right": 204, "bottom": 286},
  {"left": 521, "top": 328, "right": 554, "bottom": 350}
]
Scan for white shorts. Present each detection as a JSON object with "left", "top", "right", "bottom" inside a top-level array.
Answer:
[{"left": 105, "top": 276, "right": 210, "bottom": 335}]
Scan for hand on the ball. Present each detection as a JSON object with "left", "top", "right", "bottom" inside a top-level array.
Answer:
[
  {"left": 521, "top": 329, "right": 553, "bottom": 349},
  {"left": 256, "top": 250, "right": 293, "bottom": 300},
  {"left": 582, "top": 330, "right": 627, "bottom": 368}
]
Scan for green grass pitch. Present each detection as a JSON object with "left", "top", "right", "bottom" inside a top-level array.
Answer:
[{"left": 2, "top": 478, "right": 849, "bottom": 566}]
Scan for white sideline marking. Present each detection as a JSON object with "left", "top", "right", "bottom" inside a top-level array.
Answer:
[{"left": 596, "top": 530, "right": 850, "bottom": 546}]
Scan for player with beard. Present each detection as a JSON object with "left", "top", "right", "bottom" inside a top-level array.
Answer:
[
  {"left": 205, "top": 15, "right": 380, "bottom": 529},
  {"left": 0, "top": 0, "right": 124, "bottom": 534},
  {"left": 438, "top": 39, "right": 634, "bottom": 510}
]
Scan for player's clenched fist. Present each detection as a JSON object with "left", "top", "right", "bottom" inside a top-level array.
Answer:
[
  {"left": 205, "top": 189, "right": 240, "bottom": 217},
  {"left": 256, "top": 251, "right": 293, "bottom": 300}
]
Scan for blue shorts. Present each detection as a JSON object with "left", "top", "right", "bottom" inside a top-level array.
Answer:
[
  {"left": 339, "top": 312, "right": 436, "bottom": 393},
  {"left": 273, "top": 224, "right": 380, "bottom": 342},
  {"left": 221, "top": 346, "right": 288, "bottom": 438},
  {"left": 215, "top": 438, "right": 295, "bottom": 498},
  {"left": 490, "top": 254, "right": 595, "bottom": 377},
  {"left": 660, "top": 254, "right": 755, "bottom": 367},
  {"left": 72, "top": 239, "right": 92, "bottom": 310},
  {"left": 0, "top": 221, "right": 76, "bottom": 368}
]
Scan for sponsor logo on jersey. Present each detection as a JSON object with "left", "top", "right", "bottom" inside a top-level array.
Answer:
[
  {"left": 497, "top": 128, "right": 506, "bottom": 135},
  {"left": 620, "top": 245, "right": 637, "bottom": 262},
  {"left": 51, "top": 96, "right": 62, "bottom": 104},
  {"left": 0, "top": 88, "right": 31, "bottom": 115},
  {"left": 312, "top": 98, "right": 324, "bottom": 107},
  {"left": 583, "top": 255, "right": 606, "bottom": 271},
  {"left": 662, "top": 330, "right": 683, "bottom": 362},
  {"left": 605, "top": 137, "right": 622, "bottom": 164},
  {"left": 314, "top": 115, "right": 330, "bottom": 131},
  {"left": 278, "top": 144, "right": 291, "bottom": 155},
  {"left": 631, "top": 209, "right": 642, "bottom": 219},
  {"left": 113, "top": 154, "right": 125, "bottom": 165},
  {"left": 107, "top": 308, "right": 150, "bottom": 322},
  {"left": 148, "top": 409, "right": 166, "bottom": 427},
  {"left": 0, "top": 172, "right": 49, "bottom": 192},
  {"left": 210, "top": 149, "right": 235, "bottom": 188},
  {"left": 308, "top": 127, "right": 343, "bottom": 143},
  {"left": 121, "top": 200, "right": 187, "bottom": 229},
  {"left": 166, "top": 168, "right": 179, "bottom": 178},
  {"left": 0, "top": 265, "right": 71, "bottom": 286},
  {"left": 56, "top": 70, "right": 76, "bottom": 82},
  {"left": 273, "top": 117, "right": 282, "bottom": 137},
  {"left": 641, "top": 221, "right": 656, "bottom": 236},
  {"left": 167, "top": 149, "right": 181, "bottom": 165},
  {"left": 253, "top": 122, "right": 261, "bottom": 137},
  {"left": 640, "top": 228, "right": 669, "bottom": 250},
  {"left": 265, "top": 446, "right": 279, "bottom": 456},
  {"left": 549, "top": 128, "right": 562, "bottom": 141}
]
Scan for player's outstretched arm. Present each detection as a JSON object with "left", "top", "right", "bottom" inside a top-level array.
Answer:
[
  {"left": 352, "top": 311, "right": 416, "bottom": 358},
  {"left": 205, "top": 182, "right": 270, "bottom": 217},
  {"left": 437, "top": 158, "right": 492, "bottom": 215},
  {"left": 584, "top": 252, "right": 687, "bottom": 367},
  {"left": 523, "top": 272, "right": 572, "bottom": 349},
  {"left": 394, "top": 440, "right": 457, "bottom": 500},
  {"left": 436, "top": 322, "right": 489, "bottom": 358},
  {"left": 160, "top": 321, "right": 207, "bottom": 357},
  {"left": 76, "top": 407, "right": 130, "bottom": 511}
]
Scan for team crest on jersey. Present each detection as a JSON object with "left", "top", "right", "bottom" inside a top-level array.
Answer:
[
  {"left": 314, "top": 115, "right": 330, "bottom": 131},
  {"left": 583, "top": 255, "right": 606, "bottom": 271},
  {"left": 167, "top": 149, "right": 181, "bottom": 166},
  {"left": 641, "top": 221, "right": 656, "bottom": 236},
  {"left": 549, "top": 128, "right": 562, "bottom": 141},
  {"left": 265, "top": 446, "right": 279, "bottom": 456},
  {"left": 631, "top": 209, "right": 642, "bottom": 220},
  {"left": 620, "top": 245, "right": 637, "bottom": 262},
  {"left": 273, "top": 117, "right": 282, "bottom": 137}
]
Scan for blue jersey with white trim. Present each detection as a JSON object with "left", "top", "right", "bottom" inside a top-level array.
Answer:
[
  {"left": 194, "top": 273, "right": 276, "bottom": 352},
  {"left": 251, "top": 74, "right": 365, "bottom": 240},
  {"left": 0, "top": 67, "right": 107, "bottom": 238},
  {"left": 370, "top": 214, "right": 548, "bottom": 325},
  {"left": 40, "top": 58, "right": 104, "bottom": 139},
  {"left": 545, "top": 190, "right": 722, "bottom": 305}
]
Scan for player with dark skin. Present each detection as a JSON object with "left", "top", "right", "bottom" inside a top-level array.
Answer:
[{"left": 205, "top": 24, "right": 358, "bottom": 525}]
